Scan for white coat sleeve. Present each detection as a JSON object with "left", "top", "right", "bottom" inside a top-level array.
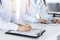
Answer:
[
  {"left": 22, "top": 14, "right": 39, "bottom": 23},
  {"left": 38, "top": 0, "right": 53, "bottom": 20},
  {"left": 42, "top": 1, "right": 53, "bottom": 20},
  {"left": 0, "top": 17, "right": 18, "bottom": 31}
]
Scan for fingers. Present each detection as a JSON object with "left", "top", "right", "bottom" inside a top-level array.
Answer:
[
  {"left": 39, "top": 19, "right": 60, "bottom": 24},
  {"left": 57, "top": 20, "right": 60, "bottom": 24},
  {"left": 52, "top": 19, "right": 60, "bottom": 24},
  {"left": 18, "top": 25, "right": 31, "bottom": 32},
  {"left": 39, "top": 19, "right": 48, "bottom": 23},
  {"left": 52, "top": 19, "right": 58, "bottom": 23},
  {"left": 24, "top": 25, "right": 31, "bottom": 31}
]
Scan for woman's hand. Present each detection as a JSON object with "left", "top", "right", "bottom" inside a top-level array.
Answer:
[
  {"left": 17, "top": 24, "right": 31, "bottom": 32},
  {"left": 53, "top": 18, "right": 60, "bottom": 24},
  {"left": 39, "top": 19, "right": 48, "bottom": 24},
  {"left": 52, "top": 18, "right": 58, "bottom": 23}
]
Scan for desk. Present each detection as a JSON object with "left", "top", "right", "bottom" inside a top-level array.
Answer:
[{"left": 0, "top": 24, "right": 60, "bottom": 40}]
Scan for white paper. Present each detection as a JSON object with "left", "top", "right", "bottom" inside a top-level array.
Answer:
[{"left": 9, "top": 29, "right": 43, "bottom": 36}]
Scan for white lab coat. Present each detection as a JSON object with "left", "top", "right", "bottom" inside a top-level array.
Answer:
[
  {"left": 22, "top": 0, "right": 53, "bottom": 23},
  {"left": 0, "top": 0, "right": 18, "bottom": 30},
  {"left": 0, "top": 17, "right": 18, "bottom": 30}
]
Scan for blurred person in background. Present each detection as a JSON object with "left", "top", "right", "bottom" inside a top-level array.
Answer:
[
  {"left": 21, "top": 0, "right": 52, "bottom": 23},
  {"left": 21, "top": 0, "right": 60, "bottom": 24}
]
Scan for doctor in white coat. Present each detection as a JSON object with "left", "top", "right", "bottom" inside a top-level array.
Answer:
[
  {"left": 21, "top": 0, "right": 53, "bottom": 23},
  {"left": 0, "top": 0, "right": 31, "bottom": 31}
]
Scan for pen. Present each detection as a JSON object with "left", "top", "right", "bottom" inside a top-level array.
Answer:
[
  {"left": 15, "top": 23, "right": 25, "bottom": 26},
  {"left": 39, "top": 12, "right": 42, "bottom": 20},
  {"left": 31, "top": 28, "right": 42, "bottom": 30}
]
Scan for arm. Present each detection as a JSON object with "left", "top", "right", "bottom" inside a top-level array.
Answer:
[
  {"left": 0, "top": 17, "right": 31, "bottom": 31},
  {"left": 37, "top": 0, "right": 52, "bottom": 22},
  {"left": 22, "top": 14, "right": 39, "bottom": 23}
]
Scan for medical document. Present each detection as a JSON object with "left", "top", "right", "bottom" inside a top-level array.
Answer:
[{"left": 5, "top": 29, "right": 45, "bottom": 38}]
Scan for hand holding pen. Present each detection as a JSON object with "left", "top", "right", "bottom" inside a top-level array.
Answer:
[{"left": 15, "top": 23, "right": 31, "bottom": 32}]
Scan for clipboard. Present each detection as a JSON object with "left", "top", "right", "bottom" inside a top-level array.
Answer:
[{"left": 5, "top": 29, "right": 45, "bottom": 38}]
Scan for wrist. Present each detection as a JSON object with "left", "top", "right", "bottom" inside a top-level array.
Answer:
[{"left": 17, "top": 25, "right": 22, "bottom": 31}]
